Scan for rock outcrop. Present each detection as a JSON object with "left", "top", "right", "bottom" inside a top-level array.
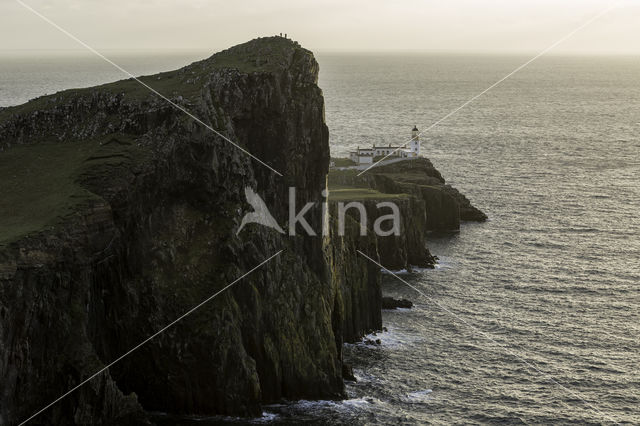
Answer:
[
  {"left": 0, "top": 37, "right": 381, "bottom": 424},
  {"left": 326, "top": 157, "right": 485, "bottom": 275},
  {"left": 381, "top": 297, "right": 413, "bottom": 310},
  {"left": 329, "top": 157, "right": 487, "bottom": 232},
  {"left": 0, "top": 36, "right": 485, "bottom": 425}
]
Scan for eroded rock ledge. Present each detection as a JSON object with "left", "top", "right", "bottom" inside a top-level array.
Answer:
[
  {"left": 327, "top": 158, "right": 486, "bottom": 271},
  {"left": 0, "top": 37, "right": 482, "bottom": 424}
]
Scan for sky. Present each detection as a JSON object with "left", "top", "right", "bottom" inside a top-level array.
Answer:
[{"left": 1, "top": 0, "right": 639, "bottom": 54}]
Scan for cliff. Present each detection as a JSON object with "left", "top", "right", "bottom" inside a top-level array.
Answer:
[
  {"left": 0, "top": 37, "right": 382, "bottom": 424},
  {"left": 0, "top": 37, "right": 485, "bottom": 424},
  {"left": 329, "top": 157, "right": 487, "bottom": 232},
  {"left": 326, "top": 158, "right": 486, "bottom": 272}
]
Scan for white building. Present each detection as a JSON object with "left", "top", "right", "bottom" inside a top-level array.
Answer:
[
  {"left": 349, "top": 126, "right": 421, "bottom": 165},
  {"left": 349, "top": 147, "right": 374, "bottom": 164}
]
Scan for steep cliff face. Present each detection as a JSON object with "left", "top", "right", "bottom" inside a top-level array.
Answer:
[
  {"left": 326, "top": 158, "right": 485, "bottom": 276},
  {"left": 333, "top": 198, "right": 436, "bottom": 271},
  {"left": 0, "top": 37, "right": 381, "bottom": 424},
  {"left": 326, "top": 213, "right": 382, "bottom": 343}
]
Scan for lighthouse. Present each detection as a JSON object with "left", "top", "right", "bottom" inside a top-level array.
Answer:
[
  {"left": 409, "top": 125, "right": 420, "bottom": 156},
  {"left": 347, "top": 126, "right": 421, "bottom": 164}
]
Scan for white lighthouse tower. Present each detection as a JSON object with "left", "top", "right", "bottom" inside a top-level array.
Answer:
[{"left": 409, "top": 125, "right": 420, "bottom": 156}]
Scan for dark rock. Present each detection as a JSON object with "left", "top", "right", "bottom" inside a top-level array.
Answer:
[
  {"left": 382, "top": 297, "right": 413, "bottom": 309},
  {"left": 328, "top": 212, "right": 382, "bottom": 343},
  {"left": 0, "top": 37, "right": 381, "bottom": 424},
  {"left": 328, "top": 197, "right": 437, "bottom": 271},
  {"left": 341, "top": 363, "right": 357, "bottom": 382},
  {"left": 328, "top": 157, "right": 487, "bottom": 231},
  {"left": 441, "top": 184, "right": 488, "bottom": 222}
]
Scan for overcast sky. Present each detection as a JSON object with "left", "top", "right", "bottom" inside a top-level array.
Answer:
[{"left": 1, "top": 0, "right": 639, "bottom": 54}]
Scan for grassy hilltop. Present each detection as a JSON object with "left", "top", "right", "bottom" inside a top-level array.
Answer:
[{"left": 0, "top": 36, "right": 311, "bottom": 245}]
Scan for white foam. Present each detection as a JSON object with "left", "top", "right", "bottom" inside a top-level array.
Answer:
[
  {"left": 341, "top": 397, "right": 374, "bottom": 407},
  {"left": 402, "top": 389, "right": 433, "bottom": 403},
  {"left": 410, "top": 265, "right": 436, "bottom": 273},
  {"left": 253, "top": 411, "right": 278, "bottom": 423},
  {"left": 352, "top": 370, "right": 373, "bottom": 383},
  {"left": 347, "top": 326, "right": 423, "bottom": 349},
  {"left": 381, "top": 268, "right": 409, "bottom": 275},
  {"left": 433, "top": 257, "right": 453, "bottom": 270},
  {"left": 381, "top": 266, "right": 434, "bottom": 274},
  {"left": 277, "top": 396, "right": 386, "bottom": 412}
]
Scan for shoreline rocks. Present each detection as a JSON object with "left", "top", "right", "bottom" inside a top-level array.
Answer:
[{"left": 382, "top": 297, "right": 414, "bottom": 310}]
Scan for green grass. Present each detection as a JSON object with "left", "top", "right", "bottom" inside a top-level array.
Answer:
[
  {"left": 0, "top": 134, "right": 147, "bottom": 245},
  {"left": 0, "top": 72, "right": 197, "bottom": 124},
  {"left": 0, "top": 89, "right": 85, "bottom": 123},
  {"left": 327, "top": 168, "right": 364, "bottom": 188},
  {"left": 206, "top": 36, "right": 310, "bottom": 73},
  {"left": 330, "top": 157, "right": 356, "bottom": 167},
  {"left": 328, "top": 168, "right": 359, "bottom": 177},
  {"left": 328, "top": 186, "right": 409, "bottom": 201},
  {"left": 94, "top": 71, "right": 200, "bottom": 102},
  {"left": 0, "top": 37, "right": 308, "bottom": 244},
  {"left": 373, "top": 171, "right": 442, "bottom": 188},
  {"left": 376, "top": 171, "right": 428, "bottom": 183},
  {"left": 0, "top": 37, "right": 308, "bottom": 124}
]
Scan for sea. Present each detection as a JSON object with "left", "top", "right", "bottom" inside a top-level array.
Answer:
[{"left": 1, "top": 50, "right": 639, "bottom": 424}]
